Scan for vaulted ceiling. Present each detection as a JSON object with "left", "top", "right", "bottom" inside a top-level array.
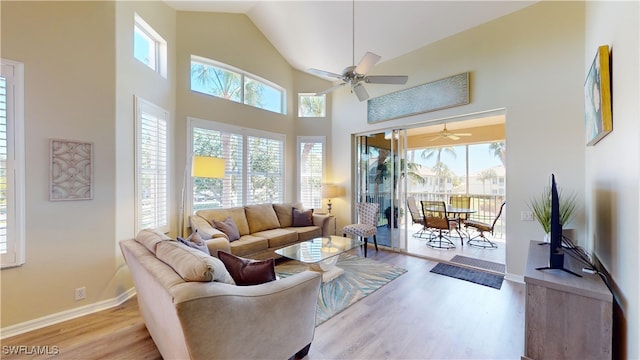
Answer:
[{"left": 164, "top": 1, "right": 537, "bottom": 77}]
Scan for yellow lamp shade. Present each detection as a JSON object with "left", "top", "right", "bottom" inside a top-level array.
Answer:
[{"left": 192, "top": 156, "right": 225, "bottom": 179}]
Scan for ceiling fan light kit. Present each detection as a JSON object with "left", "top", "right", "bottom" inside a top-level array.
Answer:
[{"left": 307, "top": 1, "right": 408, "bottom": 101}]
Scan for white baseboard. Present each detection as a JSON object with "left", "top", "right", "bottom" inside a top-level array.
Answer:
[{"left": 1, "top": 288, "right": 136, "bottom": 340}]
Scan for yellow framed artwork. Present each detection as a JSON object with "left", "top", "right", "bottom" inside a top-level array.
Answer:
[{"left": 584, "top": 45, "right": 612, "bottom": 146}]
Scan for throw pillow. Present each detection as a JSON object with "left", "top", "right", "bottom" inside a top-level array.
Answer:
[
  {"left": 212, "top": 216, "right": 241, "bottom": 242},
  {"left": 177, "top": 230, "right": 210, "bottom": 255},
  {"left": 292, "top": 207, "right": 314, "bottom": 227},
  {"left": 217, "top": 251, "right": 276, "bottom": 286}
]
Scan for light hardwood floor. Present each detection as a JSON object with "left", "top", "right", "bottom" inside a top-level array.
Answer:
[{"left": 2, "top": 248, "right": 525, "bottom": 359}]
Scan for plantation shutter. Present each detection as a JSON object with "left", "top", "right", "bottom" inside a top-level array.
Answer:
[
  {"left": 192, "top": 127, "right": 243, "bottom": 209},
  {"left": 246, "top": 136, "right": 284, "bottom": 204},
  {"left": 299, "top": 139, "right": 324, "bottom": 209},
  {"left": 137, "top": 99, "right": 168, "bottom": 232},
  {"left": 0, "top": 75, "right": 8, "bottom": 255}
]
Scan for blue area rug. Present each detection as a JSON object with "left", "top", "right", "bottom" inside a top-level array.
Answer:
[
  {"left": 430, "top": 262, "right": 504, "bottom": 289},
  {"left": 276, "top": 253, "right": 407, "bottom": 326}
]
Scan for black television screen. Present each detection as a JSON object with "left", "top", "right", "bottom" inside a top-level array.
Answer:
[
  {"left": 549, "top": 174, "right": 564, "bottom": 268},
  {"left": 536, "top": 174, "right": 581, "bottom": 277}
]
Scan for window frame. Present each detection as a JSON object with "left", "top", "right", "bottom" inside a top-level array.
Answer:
[
  {"left": 187, "top": 117, "right": 286, "bottom": 214},
  {"left": 190, "top": 55, "right": 286, "bottom": 115},
  {"left": 134, "top": 13, "right": 167, "bottom": 78},
  {"left": 0, "top": 59, "right": 26, "bottom": 269},
  {"left": 297, "top": 136, "right": 326, "bottom": 209},
  {"left": 135, "top": 96, "right": 170, "bottom": 234}
]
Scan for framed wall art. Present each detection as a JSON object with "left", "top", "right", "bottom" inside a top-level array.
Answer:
[
  {"left": 50, "top": 139, "right": 93, "bottom": 201},
  {"left": 584, "top": 45, "right": 612, "bottom": 146}
]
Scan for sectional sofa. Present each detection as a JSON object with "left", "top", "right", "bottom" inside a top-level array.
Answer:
[
  {"left": 120, "top": 229, "right": 322, "bottom": 359},
  {"left": 189, "top": 202, "right": 331, "bottom": 259}
]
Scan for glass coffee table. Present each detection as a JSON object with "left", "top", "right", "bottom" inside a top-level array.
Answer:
[{"left": 275, "top": 236, "right": 363, "bottom": 282}]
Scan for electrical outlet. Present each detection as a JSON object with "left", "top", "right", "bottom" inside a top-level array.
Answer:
[
  {"left": 75, "top": 287, "right": 86, "bottom": 301},
  {"left": 521, "top": 211, "right": 534, "bottom": 221}
]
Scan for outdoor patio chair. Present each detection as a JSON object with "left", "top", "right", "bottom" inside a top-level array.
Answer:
[
  {"left": 464, "top": 201, "right": 506, "bottom": 249},
  {"left": 407, "top": 196, "right": 428, "bottom": 238},
  {"left": 420, "top": 200, "right": 459, "bottom": 249}
]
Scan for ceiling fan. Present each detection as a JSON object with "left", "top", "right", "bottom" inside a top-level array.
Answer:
[
  {"left": 429, "top": 124, "right": 472, "bottom": 141},
  {"left": 306, "top": 1, "right": 408, "bottom": 102}
]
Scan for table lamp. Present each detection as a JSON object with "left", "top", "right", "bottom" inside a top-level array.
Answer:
[
  {"left": 322, "top": 184, "right": 343, "bottom": 216},
  {"left": 179, "top": 156, "right": 225, "bottom": 237}
]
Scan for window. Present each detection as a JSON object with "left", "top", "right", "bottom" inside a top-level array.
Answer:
[
  {"left": 190, "top": 55, "right": 285, "bottom": 114},
  {"left": 298, "top": 93, "right": 326, "bottom": 117},
  {"left": 134, "top": 13, "right": 167, "bottom": 78},
  {"left": 135, "top": 97, "right": 169, "bottom": 233},
  {"left": 189, "top": 118, "right": 284, "bottom": 212},
  {"left": 1, "top": 59, "right": 25, "bottom": 268},
  {"left": 298, "top": 137, "right": 325, "bottom": 209}
]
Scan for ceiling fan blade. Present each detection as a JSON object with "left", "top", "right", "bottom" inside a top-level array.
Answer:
[
  {"left": 354, "top": 52, "right": 381, "bottom": 75},
  {"left": 352, "top": 83, "right": 369, "bottom": 101},
  {"left": 306, "top": 68, "right": 343, "bottom": 79},
  {"left": 448, "top": 135, "right": 461, "bottom": 141},
  {"left": 453, "top": 133, "right": 472, "bottom": 137},
  {"left": 365, "top": 75, "right": 408, "bottom": 85},
  {"left": 315, "top": 82, "right": 346, "bottom": 95}
]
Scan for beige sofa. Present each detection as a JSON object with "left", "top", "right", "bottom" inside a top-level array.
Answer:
[
  {"left": 120, "top": 229, "right": 322, "bottom": 360},
  {"left": 189, "top": 203, "right": 331, "bottom": 259}
]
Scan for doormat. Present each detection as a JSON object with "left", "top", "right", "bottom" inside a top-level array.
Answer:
[
  {"left": 450, "top": 255, "right": 506, "bottom": 273},
  {"left": 276, "top": 253, "right": 407, "bottom": 326},
  {"left": 430, "top": 262, "right": 504, "bottom": 289}
]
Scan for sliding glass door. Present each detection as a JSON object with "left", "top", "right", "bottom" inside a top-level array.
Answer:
[{"left": 354, "top": 129, "right": 408, "bottom": 252}]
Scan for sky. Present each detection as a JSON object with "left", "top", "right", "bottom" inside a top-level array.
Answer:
[{"left": 409, "top": 143, "right": 503, "bottom": 176}]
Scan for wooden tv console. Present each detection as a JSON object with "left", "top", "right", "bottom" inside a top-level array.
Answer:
[{"left": 524, "top": 240, "right": 612, "bottom": 359}]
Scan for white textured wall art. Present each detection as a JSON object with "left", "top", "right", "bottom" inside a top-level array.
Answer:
[
  {"left": 367, "top": 72, "right": 470, "bottom": 123},
  {"left": 50, "top": 139, "right": 93, "bottom": 201}
]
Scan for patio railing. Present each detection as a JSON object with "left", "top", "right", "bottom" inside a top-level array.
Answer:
[{"left": 366, "top": 192, "right": 506, "bottom": 239}]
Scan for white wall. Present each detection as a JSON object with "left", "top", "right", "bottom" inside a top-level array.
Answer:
[
  {"left": 330, "top": 2, "right": 586, "bottom": 279},
  {"left": 584, "top": 1, "right": 639, "bottom": 357},
  {"left": 1, "top": 1, "right": 119, "bottom": 327}
]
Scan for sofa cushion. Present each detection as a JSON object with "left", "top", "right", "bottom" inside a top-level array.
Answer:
[
  {"left": 292, "top": 208, "right": 314, "bottom": 227},
  {"left": 252, "top": 228, "right": 298, "bottom": 249},
  {"left": 155, "top": 240, "right": 235, "bottom": 284},
  {"left": 273, "top": 202, "right": 302, "bottom": 228},
  {"left": 196, "top": 207, "right": 250, "bottom": 236},
  {"left": 285, "top": 226, "right": 322, "bottom": 242},
  {"left": 245, "top": 204, "right": 281, "bottom": 233},
  {"left": 177, "top": 230, "right": 210, "bottom": 255},
  {"left": 228, "top": 235, "right": 270, "bottom": 257},
  {"left": 217, "top": 251, "right": 276, "bottom": 286},
  {"left": 212, "top": 216, "right": 241, "bottom": 242},
  {"left": 135, "top": 228, "right": 171, "bottom": 254}
]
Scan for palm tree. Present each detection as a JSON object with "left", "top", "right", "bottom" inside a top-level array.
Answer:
[
  {"left": 191, "top": 63, "right": 242, "bottom": 100},
  {"left": 489, "top": 142, "right": 506, "bottom": 167},
  {"left": 421, "top": 146, "right": 457, "bottom": 193},
  {"left": 478, "top": 168, "right": 498, "bottom": 193}
]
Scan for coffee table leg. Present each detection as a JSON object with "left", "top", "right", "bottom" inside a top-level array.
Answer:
[{"left": 308, "top": 256, "right": 344, "bottom": 282}]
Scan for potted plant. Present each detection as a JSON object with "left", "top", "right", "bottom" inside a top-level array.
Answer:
[{"left": 529, "top": 186, "right": 578, "bottom": 238}]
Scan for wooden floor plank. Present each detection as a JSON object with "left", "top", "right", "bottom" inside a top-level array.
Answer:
[{"left": 2, "top": 249, "right": 524, "bottom": 359}]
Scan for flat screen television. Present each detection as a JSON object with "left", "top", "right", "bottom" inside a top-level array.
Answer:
[{"left": 536, "top": 174, "right": 581, "bottom": 277}]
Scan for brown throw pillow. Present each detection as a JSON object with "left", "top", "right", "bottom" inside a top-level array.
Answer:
[
  {"left": 177, "top": 230, "right": 210, "bottom": 255},
  {"left": 217, "top": 251, "right": 276, "bottom": 286},
  {"left": 292, "top": 208, "right": 314, "bottom": 227},
  {"left": 213, "top": 216, "right": 241, "bottom": 242}
]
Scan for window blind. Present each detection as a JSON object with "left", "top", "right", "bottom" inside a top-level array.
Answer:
[
  {"left": 299, "top": 139, "right": 324, "bottom": 209},
  {"left": 137, "top": 99, "right": 168, "bottom": 232}
]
